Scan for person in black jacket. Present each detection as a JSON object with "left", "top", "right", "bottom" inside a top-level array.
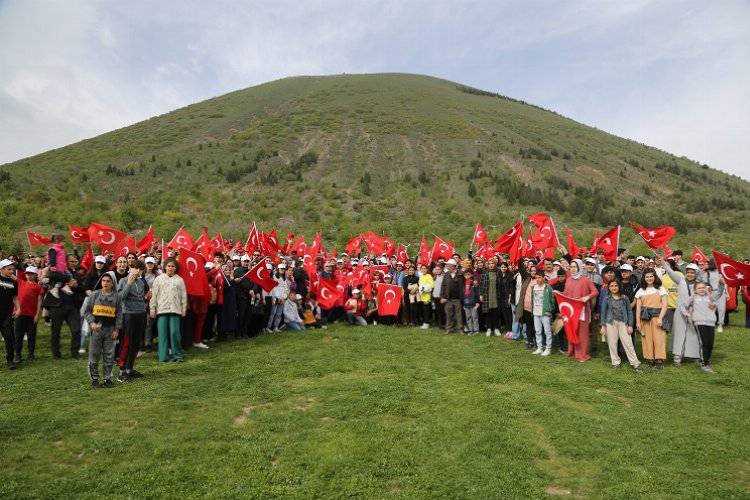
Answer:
[{"left": 440, "top": 259, "right": 464, "bottom": 334}]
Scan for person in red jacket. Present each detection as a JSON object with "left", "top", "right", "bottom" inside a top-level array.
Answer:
[{"left": 13, "top": 266, "right": 44, "bottom": 364}]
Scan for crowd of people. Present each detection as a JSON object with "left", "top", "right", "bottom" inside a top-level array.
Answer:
[{"left": 1, "top": 234, "right": 748, "bottom": 387}]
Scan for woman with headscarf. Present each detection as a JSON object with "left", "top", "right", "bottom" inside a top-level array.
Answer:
[
  {"left": 658, "top": 256, "right": 702, "bottom": 365},
  {"left": 562, "top": 259, "right": 599, "bottom": 362}
]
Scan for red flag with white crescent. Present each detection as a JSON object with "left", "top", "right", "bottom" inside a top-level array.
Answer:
[
  {"left": 495, "top": 220, "right": 523, "bottom": 253},
  {"left": 345, "top": 235, "right": 362, "bottom": 256},
  {"left": 691, "top": 246, "right": 708, "bottom": 265},
  {"left": 590, "top": 226, "right": 620, "bottom": 262},
  {"left": 630, "top": 222, "right": 676, "bottom": 250},
  {"left": 430, "top": 236, "right": 454, "bottom": 262},
  {"left": 395, "top": 244, "right": 409, "bottom": 263},
  {"left": 87, "top": 223, "right": 128, "bottom": 248},
  {"left": 317, "top": 278, "right": 342, "bottom": 309},
  {"left": 69, "top": 225, "right": 90, "bottom": 244},
  {"left": 417, "top": 236, "right": 431, "bottom": 266},
  {"left": 80, "top": 245, "right": 94, "bottom": 271},
  {"left": 553, "top": 291, "right": 585, "bottom": 344},
  {"left": 168, "top": 227, "right": 195, "bottom": 251},
  {"left": 241, "top": 257, "right": 277, "bottom": 293},
  {"left": 177, "top": 247, "right": 209, "bottom": 296},
  {"left": 26, "top": 230, "right": 52, "bottom": 247},
  {"left": 472, "top": 223, "right": 488, "bottom": 247},
  {"left": 137, "top": 226, "right": 155, "bottom": 253},
  {"left": 193, "top": 228, "right": 213, "bottom": 259},
  {"left": 211, "top": 233, "right": 225, "bottom": 253},
  {"left": 712, "top": 250, "right": 750, "bottom": 287},
  {"left": 565, "top": 228, "right": 581, "bottom": 258},
  {"left": 377, "top": 283, "right": 403, "bottom": 316}
]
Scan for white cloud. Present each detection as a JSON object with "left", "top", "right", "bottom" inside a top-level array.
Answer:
[{"left": 0, "top": 0, "right": 748, "bottom": 180}]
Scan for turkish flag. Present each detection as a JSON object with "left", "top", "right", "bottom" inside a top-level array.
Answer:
[
  {"left": 283, "top": 232, "right": 294, "bottom": 254},
  {"left": 317, "top": 278, "right": 342, "bottom": 309},
  {"left": 590, "top": 226, "right": 620, "bottom": 262},
  {"left": 88, "top": 223, "right": 128, "bottom": 248},
  {"left": 290, "top": 236, "right": 307, "bottom": 255},
  {"left": 242, "top": 257, "right": 277, "bottom": 292},
  {"left": 528, "top": 212, "right": 559, "bottom": 250},
  {"left": 417, "top": 236, "right": 431, "bottom": 266},
  {"left": 261, "top": 230, "right": 280, "bottom": 255},
  {"left": 554, "top": 291, "right": 586, "bottom": 344},
  {"left": 383, "top": 237, "right": 396, "bottom": 257},
  {"left": 361, "top": 231, "right": 385, "bottom": 255},
  {"left": 431, "top": 236, "right": 454, "bottom": 262},
  {"left": 475, "top": 243, "right": 496, "bottom": 260},
  {"left": 80, "top": 245, "right": 94, "bottom": 271},
  {"left": 26, "top": 231, "right": 51, "bottom": 247},
  {"left": 193, "top": 229, "right": 213, "bottom": 259},
  {"left": 395, "top": 244, "right": 409, "bottom": 263},
  {"left": 691, "top": 246, "right": 708, "bottom": 265},
  {"left": 111, "top": 235, "right": 137, "bottom": 257},
  {"left": 208, "top": 233, "right": 223, "bottom": 253},
  {"left": 565, "top": 228, "right": 581, "bottom": 258},
  {"left": 473, "top": 223, "right": 488, "bottom": 247},
  {"left": 630, "top": 222, "right": 676, "bottom": 250},
  {"left": 69, "top": 225, "right": 90, "bottom": 244},
  {"left": 177, "top": 247, "right": 209, "bottom": 296},
  {"left": 377, "top": 283, "right": 403, "bottom": 316},
  {"left": 712, "top": 250, "right": 750, "bottom": 287},
  {"left": 168, "top": 227, "right": 195, "bottom": 251},
  {"left": 244, "top": 223, "right": 260, "bottom": 254},
  {"left": 137, "top": 226, "right": 155, "bottom": 253},
  {"left": 495, "top": 221, "right": 524, "bottom": 253}
]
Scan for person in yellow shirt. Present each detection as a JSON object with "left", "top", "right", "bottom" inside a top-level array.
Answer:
[
  {"left": 656, "top": 259, "right": 681, "bottom": 334},
  {"left": 418, "top": 265, "right": 434, "bottom": 329}
]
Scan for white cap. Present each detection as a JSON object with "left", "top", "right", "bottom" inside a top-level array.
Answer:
[
  {"left": 361, "top": 260, "right": 370, "bottom": 266},
  {"left": 24, "top": 266, "right": 38, "bottom": 274},
  {"left": 241, "top": 254, "right": 251, "bottom": 261},
  {"left": 278, "top": 263, "right": 286, "bottom": 269},
  {"left": 686, "top": 263, "right": 700, "bottom": 271},
  {"left": 553, "top": 261, "right": 561, "bottom": 266},
  {"left": 0, "top": 259, "right": 14, "bottom": 269},
  {"left": 584, "top": 257, "right": 597, "bottom": 265},
  {"left": 94, "top": 255, "right": 107, "bottom": 264},
  {"left": 295, "top": 294, "right": 302, "bottom": 300},
  {"left": 265, "top": 262, "right": 273, "bottom": 270},
  {"left": 351, "top": 258, "right": 359, "bottom": 264},
  {"left": 204, "top": 262, "right": 215, "bottom": 270},
  {"left": 396, "top": 261, "right": 404, "bottom": 266},
  {"left": 446, "top": 259, "right": 457, "bottom": 266},
  {"left": 336, "top": 258, "right": 343, "bottom": 263},
  {"left": 620, "top": 264, "right": 633, "bottom": 271},
  {"left": 379, "top": 256, "right": 388, "bottom": 264},
  {"left": 352, "top": 288, "right": 361, "bottom": 294},
  {"left": 635, "top": 256, "right": 646, "bottom": 261},
  {"left": 144, "top": 257, "right": 156, "bottom": 264}
]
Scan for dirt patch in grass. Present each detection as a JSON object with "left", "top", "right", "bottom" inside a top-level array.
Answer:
[
  {"left": 545, "top": 485, "right": 572, "bottom": 496},
  {"left": 233, "top": 403, "right": 273, "bottom": 426}
]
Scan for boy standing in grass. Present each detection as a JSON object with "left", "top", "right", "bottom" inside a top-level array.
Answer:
[
  {"left": 83, "top": 272, "right": 122, "bottom": 388},
  {"left": 530, "top": 272, "right": 554, "bottom": 356},
  {"left": 13, "top": 266, "right": 44, "bottom": 365}
]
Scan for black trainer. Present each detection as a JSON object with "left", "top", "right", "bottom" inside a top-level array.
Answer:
[
  {"left": 117, "top": 373, "right": 130, "bottom": 383},
  {"left": 101, "top": 379, "right": 114, "bottom": 388},
  {"left": 129, "top": 370, "right": 144, "bottom": 378},
  {"left": 91, "top": 379, "right": 100, "bottom": 388}
]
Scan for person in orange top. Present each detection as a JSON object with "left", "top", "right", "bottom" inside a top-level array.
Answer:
[{"left": 13, "top": 266, "right": 44, "bottom": 364}]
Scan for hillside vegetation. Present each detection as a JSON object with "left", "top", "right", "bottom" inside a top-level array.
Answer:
[{"left": 1, "top": 73, "right": 748, "bottom": 254}]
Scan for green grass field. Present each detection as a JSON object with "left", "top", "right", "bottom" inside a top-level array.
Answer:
[{"left": 2, "top": 314, "right": 749, "bottom": 498}]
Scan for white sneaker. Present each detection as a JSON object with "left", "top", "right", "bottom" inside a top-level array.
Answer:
[
  {"left": 486, "top": 329, "right": 492, "bottom": 337},
  {"left": 532, "top": 348, "right": 543, "bottom": 355},
  {"left": 541, "top": 348, "right": 551, "bottom": 356},
  {"left": 78, "top": 348, "right": 85, "bottom": 355},
  {"left": 373, "top": 321, "right": 377, "bottom": 326},
  {"left": 421, "top": 323, "right": 429, "bottom": 330},
  {"left": 716, "top": 325, "right": 723, "bottom": 333},
  {"left": 494, "top": 329, "right": 501, "bottom": 337},
  {"left": 193, "top": 342, "right": 209, "bottom": 349}
]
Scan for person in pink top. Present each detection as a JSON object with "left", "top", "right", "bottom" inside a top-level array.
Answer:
[{"left": 563, "top": 259, "right": 599, "bottom": 362}]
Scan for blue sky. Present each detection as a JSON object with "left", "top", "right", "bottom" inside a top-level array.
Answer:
[{"left": 1, "top": 1, "right": 748, "bottom": 179}]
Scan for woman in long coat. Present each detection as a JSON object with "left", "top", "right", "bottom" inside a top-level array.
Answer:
[{"left": 660, "top": 258, "right": 701, "bottom": 364}]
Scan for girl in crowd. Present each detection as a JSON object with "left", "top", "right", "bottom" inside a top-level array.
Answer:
[
  {"left": 150, "top": 259, "right": 187, "bottom": 362},
  {"left": 635, "top": 270, "right": 668, "bottom": 369},
  {"left": 530, "top": 272, "right": 554, "bottom": 356},
  {"left": 600, "top": 280, "right": 641, "bottom": 370},
  {"left": 417, "top": 265, "right": 434, "bottom": 330},
  {"left": 682, "top": 278, "right": 724, "bottom": 372}
]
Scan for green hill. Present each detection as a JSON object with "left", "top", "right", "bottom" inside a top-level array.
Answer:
[{"left": 1, "top": 73, "right": 748, "bottom": 254}]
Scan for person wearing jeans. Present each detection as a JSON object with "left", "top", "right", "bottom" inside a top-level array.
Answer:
[
  {"left": 530, "top": 273, "right": 554, "bottom": 356},
  {"left": 283, "top": 294, "right": 305, "bottom": 331},
  {"left": 116, "top": 261, "right": 148, "bottom": 381},
  {"left": 600, "top": 280, "right": 641, "bottom": 370},
  {"left": 683, "top": 279, "right": 725, "bottom": 373},
  {"left": 440, "top": 260, "right": 464, "bottom": 334},
  {"left": 149, "top": 259, "right": 187, "bottom": 363}
]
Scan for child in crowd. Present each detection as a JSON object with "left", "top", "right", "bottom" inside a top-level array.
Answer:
[
  {"left": 530, "top": 272, "right": 553, "bottom": 356},
  {"left": 462, "top": 271, "right": 480, "bottom": 335},
  {"left": 683, "top": 278, "right": 725, "bottom": 373}
]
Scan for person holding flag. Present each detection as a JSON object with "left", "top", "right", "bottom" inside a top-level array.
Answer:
[
  {"left": 658, "top": 255, "right": 702, "bottom": 365},
  {"left": 562, "top": 259, "right": 598, "bottom": 362}
]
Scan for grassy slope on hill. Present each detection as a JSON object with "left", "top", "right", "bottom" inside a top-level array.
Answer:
[
  {"left": 1, "top": 73, "right": 748, "bottom": 255},
  {"left": 1, "top": 314, "right": 749, "bottom": 497}
]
